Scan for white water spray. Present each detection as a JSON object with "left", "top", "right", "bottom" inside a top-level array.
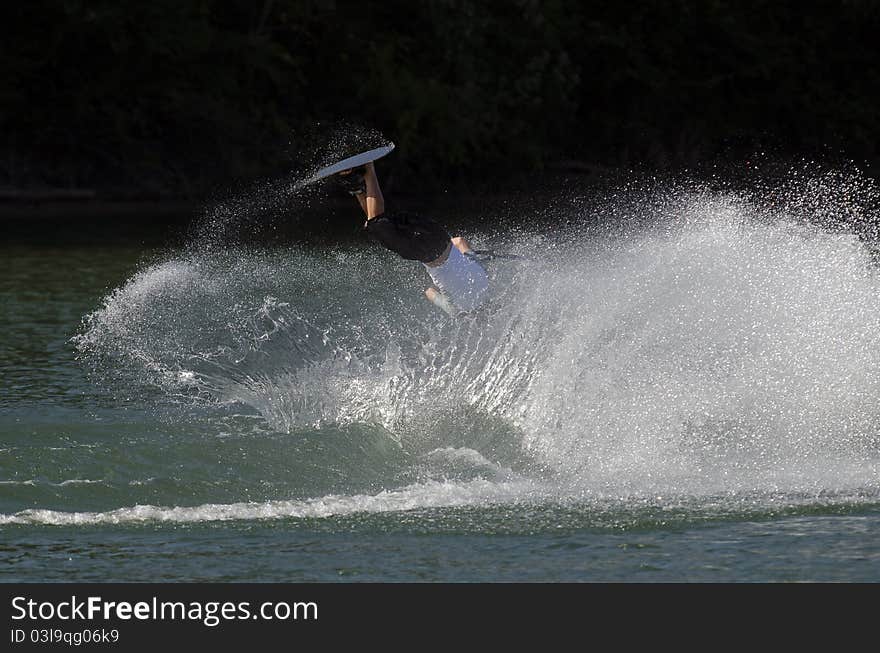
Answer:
[{"left": 70, "top": 172, "right": 880, "bottom": 518}]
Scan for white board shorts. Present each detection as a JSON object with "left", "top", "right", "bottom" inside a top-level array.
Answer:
[{"left": 423, "top": 245, "right": 489, "bottom": 313}]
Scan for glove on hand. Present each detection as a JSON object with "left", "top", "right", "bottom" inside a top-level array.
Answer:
[{"left": 335, "top": 166, "right": 367, "bottom": 195}]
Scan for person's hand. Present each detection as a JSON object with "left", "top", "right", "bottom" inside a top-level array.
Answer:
[{"left": 335, "top": 165, "right": 366, "bottom": 195}]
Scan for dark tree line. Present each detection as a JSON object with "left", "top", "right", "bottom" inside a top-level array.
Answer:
[{"left": 3, "top": 0, "right": 879, "bottom": 198}]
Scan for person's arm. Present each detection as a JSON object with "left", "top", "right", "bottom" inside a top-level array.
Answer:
[
  {"left": 354, "top": 190, "right": 367, "bottom": 215},
  {"left": 362, "top": 162, "right": 384, "bottom": 219},
  {"left": 338, "top": 163, "right": 382, "bottom": 217}
]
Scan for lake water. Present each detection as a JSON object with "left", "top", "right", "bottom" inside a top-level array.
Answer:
[{"left": 3, "top": 174, "right": 880, "bottom": 581}]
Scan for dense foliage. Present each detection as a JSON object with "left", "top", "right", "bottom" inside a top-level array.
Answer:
[{"left": 3, "top": 0, "right": 879, "bottom": 196}]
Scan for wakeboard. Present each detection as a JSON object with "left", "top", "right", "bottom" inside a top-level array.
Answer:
[{"left": 307, "top": 144, "right": 395, "bottom": 183}]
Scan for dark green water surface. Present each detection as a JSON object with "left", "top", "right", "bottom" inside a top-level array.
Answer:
[{"left": 3, "top": 222, "right": 880, "bottom": 582}]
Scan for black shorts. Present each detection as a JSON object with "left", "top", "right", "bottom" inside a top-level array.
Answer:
[{"left": 364, "top": 211, "right": 450, "bottom": 263}]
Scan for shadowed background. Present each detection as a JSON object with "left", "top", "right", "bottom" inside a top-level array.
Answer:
[{"left": 3, "top": 0, "right": 879, "bottom": 204}]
